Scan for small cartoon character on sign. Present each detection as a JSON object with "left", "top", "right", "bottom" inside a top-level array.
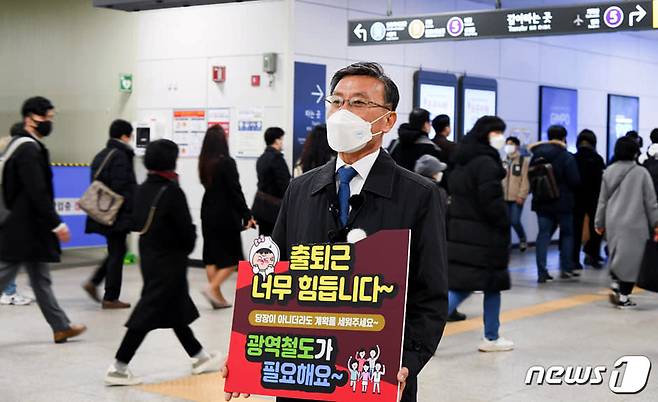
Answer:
[
  {"left": 372, "top": 362, "right": 386, "bottom": 394},
  {"left": 347, "top": 357, "right": 361, "bottom": 392},
  {"left": 350, "top": 345, "right": 383, "bottom": 395},
  {"left": 249, "top": 236, "right": 280, "bottom": 279}
]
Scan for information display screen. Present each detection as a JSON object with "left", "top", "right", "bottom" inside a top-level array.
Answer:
[
  {"left": 539, "top": 86, "right": 578, "bottom": 152},
  {"left": 607, "top": 94, "right": 639, "bottom": 160},
  {"left": 459, "top": 76, "right": 497, "bottom": 139},
  {"left": 413, "top": 71, "right": 457, "bottom": 141}
]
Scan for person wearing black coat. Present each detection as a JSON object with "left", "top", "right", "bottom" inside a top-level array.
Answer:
[
  {"left": 446, "top": 116, "right": 514, "bottom": 352},
  {"left": 199, "top": 125, "right": 255, "bottom": 309},
  {"left": 105, "top": 139, "right": 221, "bottom": 386},
  {"left": 253, "top": 127, "right": 291, "bottom": 236},
  {"left": 432, "top": 114, "right": 456, "bottom": 191},
  {"left": 529, "top": 125, "right": 581, "bottom": 282},
  {"left": 83, "top": 120, "right": 137, "bottom": 308},
  {"left": 389, "top": 108, "right": 442, "bottom": 172},
  {"left": 221, "top": 62, "right": 448, "bottom": 402},
  {"left": 0, "top": 97, "right": 86, "bottom": 343},
  {"left": 571, "top": 130, "right": 605, "bottom": 270},
  {"left": 642, "top": 129, "right": 658, "bottom": 200}
]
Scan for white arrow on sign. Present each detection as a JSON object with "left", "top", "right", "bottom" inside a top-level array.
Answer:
[
  {"left": 311, "top": 84, "right": 324, "bottom": 104},
  {"left": 629, "top": 4, "right": 647, "bottom": 26},
  {"left": 354, "top": 23, "right": 367, "bottom": 42}
]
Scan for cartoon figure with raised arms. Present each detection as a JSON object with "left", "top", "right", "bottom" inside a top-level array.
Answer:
[
  {"left": 249, "top": 235, "right": 280, "bottom": 279},
  {"left": 367, "top": 345, "right": 381, "bottom": 375},
  {"left": 354, "top": 348, "right": 368, "bottom": 372},
  {"left": 347, "top": 356, "right": 361, "bottom": 392}
]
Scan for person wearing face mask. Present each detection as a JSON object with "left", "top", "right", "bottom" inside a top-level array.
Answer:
[
  {"left": 222, "top": 62, "right": 448, "bottom": 402},
  {"left": 0, "top": 96, "right": 87, "bottom": 343},
  {"left": 82, "top": 119, "right": 137, "bottom": 309},
  {"left": 641, "top": 128, "right": 658, "bottom": 199},
  {"left": 446, "top": 116, "right": 514, "bottom": 352},
  {"left": 501, "top": 136, "right": 530, "bottom": 252},
  {"left": 389, "top": 108, "right": 442, "bottom": 172},
  {"left": 529, "top": 125, "right": 581, "bottom": 283}
]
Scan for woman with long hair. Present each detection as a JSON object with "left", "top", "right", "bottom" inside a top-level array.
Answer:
[
  {"left": 293, "top": 124, "right": 335, "bottom": 176},
  {"left": 199, "top": 125, "right": 255, "bottom": 309}
]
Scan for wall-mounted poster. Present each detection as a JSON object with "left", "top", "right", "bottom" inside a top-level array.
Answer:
[
  {"left": 607, "top": 94, "right": 639, "bottom": 161},
  {"left": 208, "top": 108, "right": 231, "bottom": 138},
  {"left": 459, "top": 76, "right": 497, "bottom": 139},
  {"left": 413, "top": 71, "right": 457, "bottom": 141},
  {"left": 539, "top": 86, "right": 578, "bottom": 152},
  {"left": 225, "top": 230, "right": 410, "bottom": 402},
  {"left": 173, "top": 110, "right": 207, "bottom": 157},
  {"left": 236, "top": 107, "right": 265, "bottom": 158}
]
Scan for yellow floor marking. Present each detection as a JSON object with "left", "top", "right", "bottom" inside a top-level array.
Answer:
[
  {"left": 140, "top": 290, "right": 617, "bottom": 401},
  {"left": 444, "top": 292, "right": 608, "bottom": 336},
  {"left": 139, "top": 373, "right": 273, "bottom": 402}
]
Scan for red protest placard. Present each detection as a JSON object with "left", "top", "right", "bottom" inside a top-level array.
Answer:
[{"left": 225, "top": 230, "right": 410, "bottom": 402}]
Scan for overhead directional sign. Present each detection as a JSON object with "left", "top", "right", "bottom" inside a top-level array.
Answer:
[{"left": 348, "top": 1, "right": 657, "bottom": 46}]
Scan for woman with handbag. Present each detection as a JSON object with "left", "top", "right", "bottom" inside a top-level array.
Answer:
[
  {"left": 199, "top": 125, "right": 255, "bottom": 309},
  {"left": 105, "top": 139, "right": 221, "bottom": 386},
  {"left": 595, "top": 137, "right": 658, "bottom": 309}
]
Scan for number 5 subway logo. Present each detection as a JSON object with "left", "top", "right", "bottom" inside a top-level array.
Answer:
[{"left": 525, "top": 356, "right": 652, "bottom": 394}]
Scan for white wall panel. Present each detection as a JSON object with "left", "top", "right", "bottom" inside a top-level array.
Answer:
[
  {"left": 453, "top": 39, "right": 501, "bottom": 77},
  {"left": 500, "top": 39, "right": 541, "bottom": 82},
  {"left": 498, "top": 79, "right": 538, "bottom": 124},
  {"left": 538, "top": 46, "right": 579, "bottom": 88}
]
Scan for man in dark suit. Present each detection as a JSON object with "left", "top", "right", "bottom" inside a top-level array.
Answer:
[
  {"left": 82, "top": 119, "right": 138, "bottom": 309},
  {"left": 223, "top": 62, "right": 448, "bottom": 402},
  {"left": 0, "top": 96, "right": 87, "bottom": 343},
  {"left": 253, "top": 127, "right": 291, "bottom": 236}
]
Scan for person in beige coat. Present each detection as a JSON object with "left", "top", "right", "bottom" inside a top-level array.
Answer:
[{"left": 502, "top": 136, "right": 530, "bottom": 251}]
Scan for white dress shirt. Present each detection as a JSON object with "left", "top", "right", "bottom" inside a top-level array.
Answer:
[{"left": 335, "top": 149, "right": 381, "bottom": 211}]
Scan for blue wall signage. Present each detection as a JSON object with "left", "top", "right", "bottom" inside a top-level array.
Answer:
[
  {"left": 293, "top": 62, "right": 327, "bottom": 166},
  {"left": 539, "top": 86, "right": 578, "bottom": 152},
  {"left": 52, "top": 166, "right": 106, "bottom": 249}
]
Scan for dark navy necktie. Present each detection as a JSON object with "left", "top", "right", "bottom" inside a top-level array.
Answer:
[{"left": 337, "top": 166, "right": 358, "bottom": 227}]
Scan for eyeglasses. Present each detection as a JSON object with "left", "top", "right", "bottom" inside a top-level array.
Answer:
[{"left": 325, "top": 95, "right": 391, "bottom": 111}]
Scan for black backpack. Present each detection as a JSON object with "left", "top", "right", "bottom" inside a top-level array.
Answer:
[{"left": 528, "top": 156, "right": 560, "bottom": 202}]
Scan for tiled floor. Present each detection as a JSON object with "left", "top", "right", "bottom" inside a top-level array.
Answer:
[{"left": 1, "top": 248, "right": 657, "bottom": 402}]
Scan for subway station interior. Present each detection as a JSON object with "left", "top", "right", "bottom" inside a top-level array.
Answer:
[{"left": 2, "top": 0, "right": 658, "bottom": 401}]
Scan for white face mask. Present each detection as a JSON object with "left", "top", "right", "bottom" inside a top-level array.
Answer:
[
  {"left": 489, "top": 134, "right": 506, "bottom": 150},
  {"left": 434, "top": 172, "right": 444, "bottom": 182},
  {"left": 326, "top": 109, "right": 391, "bottom": 153},
  {"left": 504, "top": 144, "right": 516, "bottom": 155}
]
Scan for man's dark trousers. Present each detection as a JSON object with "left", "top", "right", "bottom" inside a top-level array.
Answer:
[{"left": 90, "top": 232, "right": 128, "bottom": 301}]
